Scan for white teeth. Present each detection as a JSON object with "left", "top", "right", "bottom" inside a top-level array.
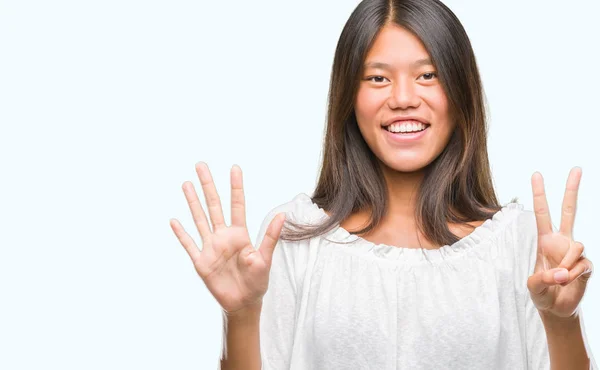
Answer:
[{"left": 385, "top": 121, "right": 427, "bottom": 133}]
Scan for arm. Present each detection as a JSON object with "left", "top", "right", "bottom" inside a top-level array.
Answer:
[
  {"left": 517, "top": 210, "right": 596, "bottom": 369},
  {"left": 516, "top": 206, "right": 596, "bottom": 369},
  {"left": 220, "top": 302, "right": 263, "bottom": 370},
  {"left": 522, "top": 168, "right": 598, "bottom": 369},
  {"left": 540, "top": 310, "right": 592, "bottom": 370},
  {"left": 221, "top": 206, "right": 301, "bottom": 370}
]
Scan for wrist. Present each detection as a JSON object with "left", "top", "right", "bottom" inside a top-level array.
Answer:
[
  {"left": 223, "top": 300, "right": 263, "bottom": 321},
  {"left": 539, "top": 308, "right": 581, "bottom": 331},
  {"left": 538, "top": 308, "right": 590, "bottom": 369}
]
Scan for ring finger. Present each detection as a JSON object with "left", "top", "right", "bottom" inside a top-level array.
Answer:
[
  {"left": 182, "top": 181, "right": 212, "bottom": 241},
  {"left": 559, "top": 240, "right": 585, "bottom": 270}
]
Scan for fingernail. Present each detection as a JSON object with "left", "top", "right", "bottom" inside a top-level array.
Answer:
[{"left": 554, "top": 269, "right": 569, "bottom": 283}]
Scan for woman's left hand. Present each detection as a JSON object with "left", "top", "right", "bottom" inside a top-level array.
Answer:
[{"left": 527, "top": 167, "right": 594, "bottom": 318}]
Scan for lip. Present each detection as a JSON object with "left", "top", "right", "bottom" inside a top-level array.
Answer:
[
  {"left": 382, "top": 115, "right": 429, "bottom": 127},
  {"left": 382, "top": 125, "right": 429, "bottom": 144}
]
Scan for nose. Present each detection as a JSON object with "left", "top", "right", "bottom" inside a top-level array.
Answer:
[{"left": 387, "top": 77, "right": 420, "bottom": 110}]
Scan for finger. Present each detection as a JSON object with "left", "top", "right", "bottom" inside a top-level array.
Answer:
[
  {"left": 230, "top": 164, "right": 247, "bottom": 228},
  {"left": 531, "top": 172, "right": 553, "bottom": 236},
  {"left": 195, "top": 162, "right": 227, "bottom": 231},
  {"left": 258, "top": 213, "right": 286, "bottom": 266},
  {"left": 559, "top": 167, "right": 582, "bottom": 238},
  {"left": 558, "top": 240, "right": 585, "bottom": 270},
  {"left": 169, "top": 218, "right": 202, "bottom": 263},
  {"left": 182, "top": 181, "right": 212, "bottom": 241},
  {"left": 564, "top": 257, "right": 594, "bottom": 286},
  {"left": 527, "top": 267, "right": 569, "bottom": 295}
]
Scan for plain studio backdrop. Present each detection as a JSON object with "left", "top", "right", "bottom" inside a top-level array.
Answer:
[{"left": 1, "top": 0, "right": 599, "bottom": 368}]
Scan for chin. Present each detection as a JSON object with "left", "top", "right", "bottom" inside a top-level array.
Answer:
[
  {"left": 390, "top": 165, "right": 427, "bottom": 174},
  {"left": 380, "top": 156, "right": 431, "bottom": 174}
]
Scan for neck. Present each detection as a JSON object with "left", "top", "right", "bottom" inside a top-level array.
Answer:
[
  {"left": 379, "top": 163, "right": 425, "bottom": 222},
  {"left": 340, "top": 163, "right": 432, "bottom": 249}
]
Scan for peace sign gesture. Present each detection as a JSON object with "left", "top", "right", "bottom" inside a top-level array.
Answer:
[{"left": 527, "top": 167, "right": 594, "bottom": 318}]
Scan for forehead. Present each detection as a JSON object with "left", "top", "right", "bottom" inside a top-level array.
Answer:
[{"left": 364, "top": 24, "right": 431, "bottom": 68}]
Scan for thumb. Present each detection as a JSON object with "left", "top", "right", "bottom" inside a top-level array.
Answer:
[
  {"left": 527, "top": 267, "right": 569, "bottom": 295},
  {"left": 527, "top": 268, "right": 568, "bottom": 310},
  {"left": 258, "top": 212, "right": 286, "bottom": 266}
]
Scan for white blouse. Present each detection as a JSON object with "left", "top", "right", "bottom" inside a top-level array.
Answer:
[{"left": 255, "top": 193, "right": 596, "bottom": 369}]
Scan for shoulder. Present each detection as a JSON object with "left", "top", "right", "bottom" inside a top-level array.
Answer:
[
  {"left": 256, "top": 194, "right": 315, "bottom": 293},
  {"left": 255, "top": 192, "right": 319, "bottom": 245},
  {"left": 261, "top": 192, "right": 321, "bottom": 226},
  {"left": 497, "top": 203, "right": 538, "bottom": 243},
  {"left": 470, "top": 203, "right": 537, "bottom": 263},
  {"left": 457, "top": 203, "right": 533, "bottom": 239},
  {"left": 509, "top": 206, "right": 538, "bottom": 244},
  {"left": 487, "top": 202, "right": 536, "bottom": 234},
  {"left": 498, "top": 205, "right": 539, "bottom": 286}
]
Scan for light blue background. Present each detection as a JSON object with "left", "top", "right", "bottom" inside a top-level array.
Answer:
[{"left": 1, "top": 0, "right": 598, "bottom": 368}]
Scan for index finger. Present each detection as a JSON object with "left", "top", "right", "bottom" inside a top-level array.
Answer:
[
  {"left": 559, "top": 166, "right": 582, "bottom": 238},
  {"left": 531, "top": 171, "right": 553, "bottom": 236}
]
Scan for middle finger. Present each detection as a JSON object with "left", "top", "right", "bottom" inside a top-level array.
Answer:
[
  {"left": 559, "top": 167, "right": 582, "bottom": 238},
  {"left": 196, "top": 161, "right": 227, "bottom": 231}
]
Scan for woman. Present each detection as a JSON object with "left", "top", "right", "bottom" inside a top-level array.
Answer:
[{"left": 170, "top": 0, "right": 595, "bottom": 368}]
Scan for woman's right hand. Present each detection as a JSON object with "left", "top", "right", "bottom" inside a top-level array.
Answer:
[{"left": 169, "top": 162, "right": 286, "bottom": 315}]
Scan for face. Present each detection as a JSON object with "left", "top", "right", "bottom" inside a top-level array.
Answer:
[{"left": 355, "top": 24, "right": 455, "bottom": 174}]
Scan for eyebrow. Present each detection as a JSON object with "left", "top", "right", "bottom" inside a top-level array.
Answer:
[{"left": 363, "top": 58, "right": 433, "bottom": 70}]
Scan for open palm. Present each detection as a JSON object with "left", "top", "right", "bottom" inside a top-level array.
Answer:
[
  {"left": 527, "top": 167, "right": 594, "bottom": 318},
  {"left": 169, "top": 162, "right": 286, "bottom": 315}
]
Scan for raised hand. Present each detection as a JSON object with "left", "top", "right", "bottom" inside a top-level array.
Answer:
[
  {"left": 527, "top": 167, "right": 594, "bottom": 318},
  {"left": 169, "top": 162, "right": 286, "bottom": 315}
]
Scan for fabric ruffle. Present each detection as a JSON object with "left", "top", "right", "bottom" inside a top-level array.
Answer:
[{"left": 290, "top": 192, "right": 523, "bottom": 266}]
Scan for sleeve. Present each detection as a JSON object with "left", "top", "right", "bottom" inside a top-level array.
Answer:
[
  {"left": 517, "top": 210, "right": 598, "bottom": 370},
  {"left": 515, "top": 210, "right": 551, "bottom": 369},
  {"left": 254, "top": 208, "right": 300, "bottom": 370}
]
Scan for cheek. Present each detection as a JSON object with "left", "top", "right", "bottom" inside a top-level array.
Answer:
[
  {"left": 425, "top": 87, "right": 449, "bottom": 117},
  {"left": 355, "top": 87, "right": 385, "bottom": 120},
  {"left": 422, "top": 88, "right": 453, "bottom": 135}
]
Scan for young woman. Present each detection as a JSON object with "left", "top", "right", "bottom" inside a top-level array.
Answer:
[{"left": 170, "top": 0, "right": 595, "bottom": 368}]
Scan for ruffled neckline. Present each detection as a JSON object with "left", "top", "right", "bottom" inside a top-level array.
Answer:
[{"left": 292, "top": 192, "right": 523, "bottom": 265}]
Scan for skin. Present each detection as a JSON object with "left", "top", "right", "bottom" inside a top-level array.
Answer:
[
  {"left": 170, "top": 163, "right": 285, "bottom": 370},
  {"left": 348, "top": 23, "right": 594, "bottom": 321},
  {"left": 349, "top": 23, "right": 594, "bottom": 367},
  {"left": 527, "top": 167, "right": 593, "bottom": 368},
  {"left": 342, "top": 23, "right": 475, "bottom": 248},
  {"left": 170, "top": 23, "right": 593, "bottom": 370}
]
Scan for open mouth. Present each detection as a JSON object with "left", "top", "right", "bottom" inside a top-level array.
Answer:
[{"left": 383, "top": 123, "right": 430, "bottom": 134}]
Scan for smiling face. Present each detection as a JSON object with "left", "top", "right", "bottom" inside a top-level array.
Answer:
[{"left": 355, "top": 23, "right": 455, "bottom": 174}]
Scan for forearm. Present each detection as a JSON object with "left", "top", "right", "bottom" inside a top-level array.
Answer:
[
  {"left": 219, "top": 302, "right": 262, "bottom": 370},
  {"left": 540, "top": 310, "right": 591, "bottom": 370}
]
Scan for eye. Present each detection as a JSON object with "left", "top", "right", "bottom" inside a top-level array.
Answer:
[
  {"left": 365, "top": 76, "right": 389, "bottom": 83},
  {"left": 419, "top": 72, "right": 438, "bottom": 81}
]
